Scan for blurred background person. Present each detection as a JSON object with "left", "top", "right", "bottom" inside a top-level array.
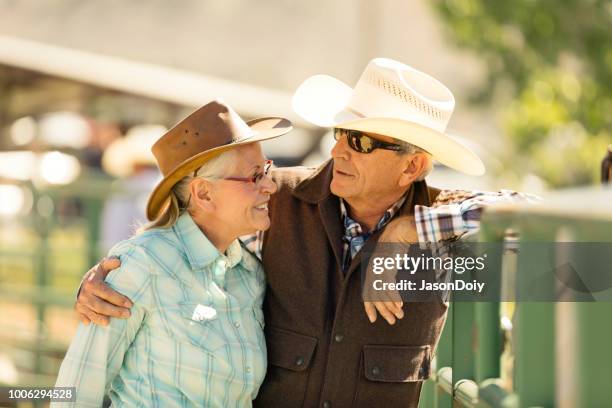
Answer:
[{"left": 99, "top": 124, "right": 165, "bottom": 252}]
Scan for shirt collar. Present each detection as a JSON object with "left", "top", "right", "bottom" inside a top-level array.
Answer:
[
  {"left": 173, "top": 212, "right": 243, "bottom": 271},
  {"left": 340, "top": 189, "right": 409, "bottom": 237}
]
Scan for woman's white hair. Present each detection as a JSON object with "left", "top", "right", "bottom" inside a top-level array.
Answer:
[
  {"left": 173, "top": 149, "right": 238, "bottom": 208},
  {"left": 141, "top": 148, "right": 238, "bottom": 231}
]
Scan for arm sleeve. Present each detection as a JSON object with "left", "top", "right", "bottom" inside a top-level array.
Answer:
[
  {"left": 53, "top": 243, "right": 152, "bottom": 407},
  {"left": 415, "top": 189, "right": 540, "bottom": 243}
]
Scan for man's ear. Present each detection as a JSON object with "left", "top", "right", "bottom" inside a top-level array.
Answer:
[
  {"left": 188, "top": 178, "right": 215, "bottom": 212},
  {"left": 398, "top": 153, "right": 428, "bottom": 187}
]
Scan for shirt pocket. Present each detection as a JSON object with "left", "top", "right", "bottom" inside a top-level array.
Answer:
[{"left": 173, "top": 301, "right": 229, "bottom": 353}]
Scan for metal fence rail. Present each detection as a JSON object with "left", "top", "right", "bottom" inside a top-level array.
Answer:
[{"left": 0, "top": 173, "right": 112, "bottom": 405}]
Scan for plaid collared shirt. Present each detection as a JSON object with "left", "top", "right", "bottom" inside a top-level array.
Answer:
[
  {"left": 339, "top": 195, "right": 408, "bottom": 270},
  {"left": 414, "top": 189, "right": 540, "bottom": 243},
  {"left": 241, "top": 189, "right": 537, "bottom": 259},
  {"left": 57, "top": 212, "right": 267, "bottom": 408}
]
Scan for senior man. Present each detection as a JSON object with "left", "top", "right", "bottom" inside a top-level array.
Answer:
[{"left": 76, "top": 58, "right": 509, "bottom": 407}]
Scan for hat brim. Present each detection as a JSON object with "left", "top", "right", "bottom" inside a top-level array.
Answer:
[
  {"left": 146, "top": 117, "right": 292, "bottom": 221},
  {"left": 292, "top": 74, "right": 485, "bottom": 176},
  {"left": 337, "top": 118, "right": 485, "bottom": 176}
]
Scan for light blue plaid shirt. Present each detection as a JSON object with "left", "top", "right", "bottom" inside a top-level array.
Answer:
[{"left": 54, "top": 212, "right": 267, "bottom": 407}]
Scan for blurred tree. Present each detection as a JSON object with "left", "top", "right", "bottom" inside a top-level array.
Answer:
[{"left": 432, "top": 0, "right": 611, "bottom": 187}]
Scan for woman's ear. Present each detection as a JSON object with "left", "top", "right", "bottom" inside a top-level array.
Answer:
[
  {"left": 188, "top": 178, "right": 215, "bottom": 213},
  {"left": 398, "top": 153, "right": 428, "bottom": 187}
]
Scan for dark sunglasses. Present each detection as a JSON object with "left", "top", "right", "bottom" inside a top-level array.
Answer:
[
  {"left": 333, "top": 128, "right": 402, "bottom": 154},
  {"left": 224, "top": 160, "right": 273, "bottom": 185}
]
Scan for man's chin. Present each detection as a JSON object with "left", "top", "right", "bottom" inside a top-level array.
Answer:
[{"left": 330, "top": 181, "right": 351, "bottom": 198}]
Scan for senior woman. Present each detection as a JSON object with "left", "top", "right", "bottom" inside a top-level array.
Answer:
[{"left": 54, "top": 100, "right": 292, "bottom": 407}]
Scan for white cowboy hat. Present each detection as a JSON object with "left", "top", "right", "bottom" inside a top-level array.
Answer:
[
  {"left": 292, "top": 57, "right": 485, "bottom": 176},
  {"left": 102, "top": 124, "right": 167, "bottom": 178}
]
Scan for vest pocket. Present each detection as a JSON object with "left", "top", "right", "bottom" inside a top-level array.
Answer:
[
  {"left": 256, "top": 326, "right": 318, "bottom": 407},
  {"left": 267, "top": 326, "right": 318, "bottom": 371},
  {"left": 352, "top": 345, "right": 431, "bottom": 407},
  {"left": 363, "top": 344, "right": 431, "bottom": 382}
]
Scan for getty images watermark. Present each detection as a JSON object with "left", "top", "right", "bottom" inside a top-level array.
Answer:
[
  {"left": 369, "top": 252, "right": 487, "bottom": 294},
  {"left": 361, "top": 242, "right": 612, "bottom": 302}
]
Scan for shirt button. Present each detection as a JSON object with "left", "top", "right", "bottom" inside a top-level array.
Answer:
[
  {"left": 334, "top": 334, "right": 344, "bottom": 343},
  {"left": 245, "top": 366, "right": 251, "bottom": 373},
  {"left": 323, "top": 401, "right": 331, "bottom": 408},
  {"left": 234, "top": 322, "right": 240, "bottom": 328},
  {"left": 295, "top": 356, "right": 305, "bottom": 367},
  {"left": 371, "top": 366, "right": 381, "bottom": 376}
]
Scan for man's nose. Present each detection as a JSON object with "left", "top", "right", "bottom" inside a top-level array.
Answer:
[{"left": 331, "top": 133, "right": 350, "bottom": 160}]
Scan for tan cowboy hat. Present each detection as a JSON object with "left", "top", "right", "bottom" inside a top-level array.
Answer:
[
  {"left": 102, "top": 124, "right": 167, "bottom": 178},
  {"left": 292, "top": 58, "right": 485, "bottom": 176},
  {"left": 146, "top": 99, "right": 292, "bottom": 221}
]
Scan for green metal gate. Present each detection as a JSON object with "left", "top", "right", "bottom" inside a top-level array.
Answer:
[{"left": 420, "top": 187, "right": 612, "bottom": 407}]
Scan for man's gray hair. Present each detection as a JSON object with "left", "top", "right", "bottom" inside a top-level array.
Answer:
[{"left": 395, "top": 140, "right": 434, "bottom": 181}]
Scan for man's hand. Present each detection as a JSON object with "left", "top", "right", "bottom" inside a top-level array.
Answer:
[
  {"left": 363, "top": 215, "right": 418, "bottom": 325},
  {"left": 364, "top": 301, "right": 404, "bottom": 325},
  {"left": 75, "top": 257, "right": 133, "bottom": 326},
  {"left": 362, "top": 259, "right": 405, "bottom": 325}
]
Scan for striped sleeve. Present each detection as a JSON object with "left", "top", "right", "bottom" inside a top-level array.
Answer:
[{"left": 53, "top": 243, "right": 152, "bottom": 407}]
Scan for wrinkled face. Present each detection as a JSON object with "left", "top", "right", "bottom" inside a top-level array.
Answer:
[
  {"left": 209, "top": 143, "right": 277, "bottom": 236},
  {"left": 330, "top": 131, "right": 410, "bottom": 205}
]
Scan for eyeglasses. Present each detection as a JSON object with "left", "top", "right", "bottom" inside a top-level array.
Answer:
[
  {"left": 223, "top": 160, "right": 273, "bottom": 186},
  {"left": 182, "top": 160, "right": 273, "bottom": 211},
  {"left": 333, "top": 128, "right": 402, "bottom": 154}
]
